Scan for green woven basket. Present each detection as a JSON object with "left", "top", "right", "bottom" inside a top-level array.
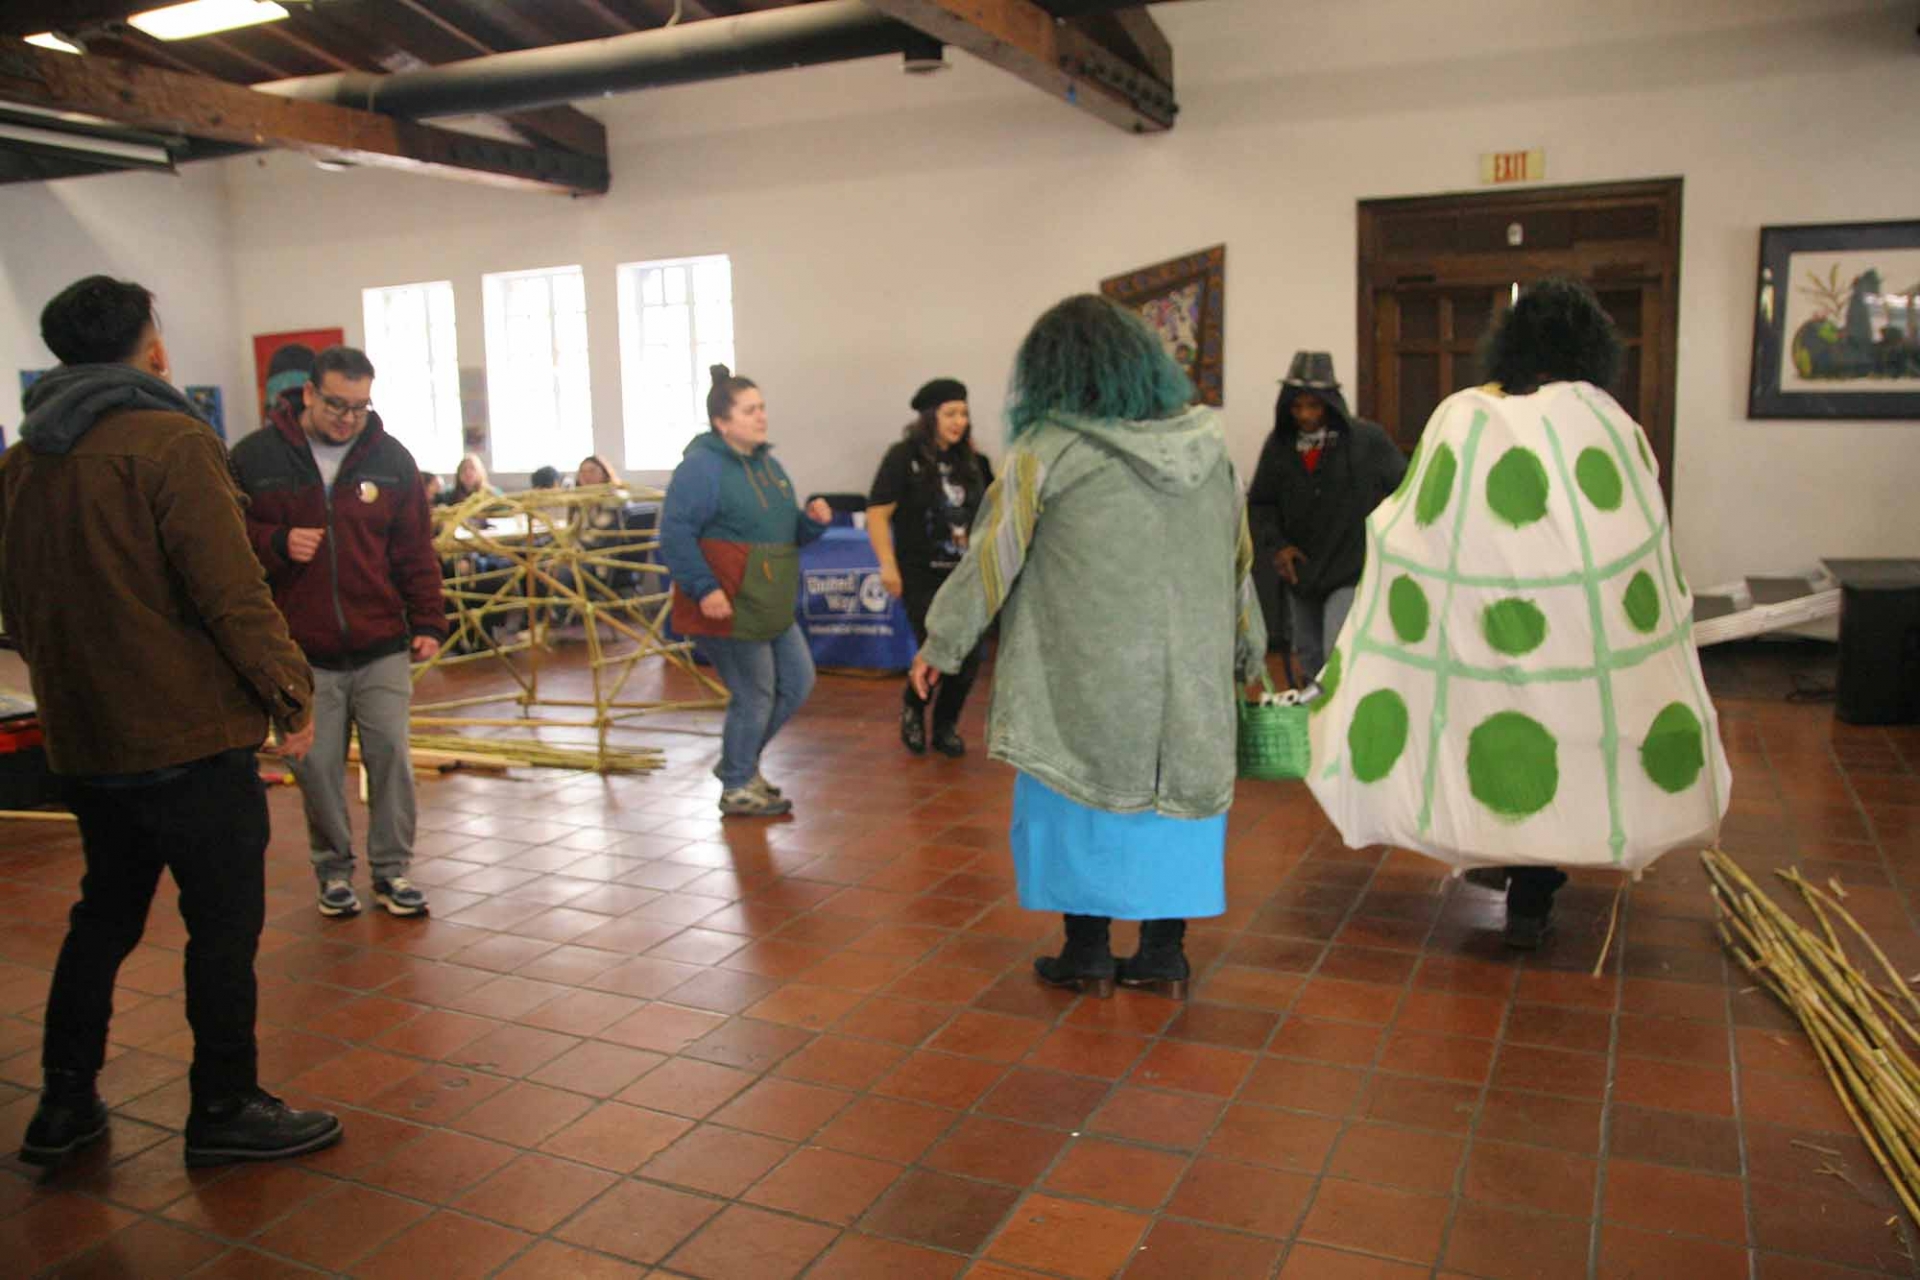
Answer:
[{"left": 1238, "top": 672, "right": 1311, "bottom": 782}]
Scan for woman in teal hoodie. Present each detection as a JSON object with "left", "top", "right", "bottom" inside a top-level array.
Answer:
[
  {"left": 662, "top": 365, "right": 832, "bottom": 817},
  {"left": 913, "top": 297, "right": 1267, "bottom": 997}
]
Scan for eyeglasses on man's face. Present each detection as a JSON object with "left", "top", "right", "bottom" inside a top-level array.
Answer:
[{"left": 318, "top": 393, "right": 373, "bottom": 418}]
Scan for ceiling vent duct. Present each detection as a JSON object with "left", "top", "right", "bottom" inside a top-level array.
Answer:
[{"left": 256, "top": 1, "right": 921, "bottom": 119}]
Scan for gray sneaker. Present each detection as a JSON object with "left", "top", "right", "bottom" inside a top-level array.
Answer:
[
  {"left": 719, "top": 786, "right": 792, "bottom": 818},
  {"left": 748, "top": 773, "right": 783, "bottom": 800},
  {"left": 317, "top": 879, "right": 360, "bottom": 918},
  {"left": 373, "top": 877, "right": 428, "bottom": 917}
]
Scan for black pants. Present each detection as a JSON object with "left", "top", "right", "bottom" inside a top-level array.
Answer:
[
  {"left": 902, "top": 576, "right": 982, "bottom": 730},
  {"left": 1507, "top": 867, "right": 1569, "bottom": 920},
  {"left": 43, "top": 748, "right": 268, "bottom": 1108}
]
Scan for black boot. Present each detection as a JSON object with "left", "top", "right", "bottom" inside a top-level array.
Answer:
[
  {"left": 184, "top": 1091, "right": 343, "bottom": 1168},
  {"left": 931, "top": 723, "right": 966, "bottom": 758},
  {"left": 19, "top": 1069, "right": 108, "bottom": 1168},
  {"left": 1118, "top": 919, "right": 1190, "bottom": 998},
  {"left": 1033, "top": 914, "right": 1115, "bottom": 997},
  {"left": 1504, "top": 868, "right": 1569, "bottom": 951},
  {"left": 900, "top": 703, "right": 927, "bottom": 755}
]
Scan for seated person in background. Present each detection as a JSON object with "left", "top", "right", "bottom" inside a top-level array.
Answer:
[
  {"left": 438, "top": 453, "right": 499, "bottom": 509},
  {"left": 557, "top": 455, "right": 631, "bottom": 619},
  {"left": 436, "top": 453, "right": 508, "bottom": 627},
  {"left": 573, "top": 455, "right": 625, "bottom": 550},
  {"left": 529, "top": 465, "right": 561, "bottom": 490},
  {"left": 422, "top": 472, "right": 444, "bottom": 503}
]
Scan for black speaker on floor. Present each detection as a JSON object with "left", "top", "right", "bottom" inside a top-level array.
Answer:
[{"left": 1828, "top": 560, "right": 1920, "bottom": 725}]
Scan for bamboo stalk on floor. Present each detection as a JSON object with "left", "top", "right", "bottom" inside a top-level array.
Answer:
[
  {"left": 405, "top": 733, "right": 662, "bottom": 773},
  {"left": 0, "top": 809, "right": 76, "bottom": 822},
  {"left": 1703, "top": 849, "right": 1920, "bottom": 1228}
]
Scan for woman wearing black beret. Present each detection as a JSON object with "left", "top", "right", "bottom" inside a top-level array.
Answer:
[{"left": 867, "top": 378, "right": 993, "bottom": 756}]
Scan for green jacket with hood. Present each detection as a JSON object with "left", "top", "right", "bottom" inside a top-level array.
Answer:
[
  {"left": 920, "top": 405, "right": 1266, "bottom": 818},
  {"left": 661, "top": 429, "right": 827, "bottom": 641}
]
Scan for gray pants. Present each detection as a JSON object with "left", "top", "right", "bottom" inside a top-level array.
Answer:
[
  {"left": 290, "top": 651, "right": 416, "bottom": 884},
  {"left": 1286, "top": 585, "right": 1356, "bottom": 684}
]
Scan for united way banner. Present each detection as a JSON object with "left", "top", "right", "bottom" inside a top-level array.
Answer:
[{"left": 797, "top": 529, "right": 919, "bottom": 671}]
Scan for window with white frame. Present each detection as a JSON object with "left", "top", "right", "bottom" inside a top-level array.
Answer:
[
  {"left": 360, "top": 280, "right": 463, "bottom": 475},
  {"left": 617, "top": 254, "right": 734, "bottom": 471},
  {"left": 482, "top": 264, "right": 593, "bottom": 475}
]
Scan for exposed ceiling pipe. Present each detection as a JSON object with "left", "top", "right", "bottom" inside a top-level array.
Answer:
[{"left": 254, "top": 0, "right": 923, "bottom": 119}]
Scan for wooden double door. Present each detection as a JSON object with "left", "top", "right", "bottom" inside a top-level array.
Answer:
[{"left": 1357, "top": 179, "right": 1683, "bottom": 504}]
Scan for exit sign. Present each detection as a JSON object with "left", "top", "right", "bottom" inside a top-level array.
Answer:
[{"left": 1481, "top": 149, "right": 1545, "bottom": 184}]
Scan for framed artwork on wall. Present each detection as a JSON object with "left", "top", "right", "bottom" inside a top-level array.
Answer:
[
  {"left": 1101, "top": 245, "right": 1226, "bottom": 406},
  {"left": 1749, "top": 219, "right": 1920, "bottom": 420},
  {"left": 185, "top": 386, "right": 225, "bottom": 441},
  {"left": 252, "top": 328, "right": 343, "bottom": 421}
]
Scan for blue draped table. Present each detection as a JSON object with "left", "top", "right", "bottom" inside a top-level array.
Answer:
[{"left": 796, "top": 526, "right": 920, "bottom": 672}]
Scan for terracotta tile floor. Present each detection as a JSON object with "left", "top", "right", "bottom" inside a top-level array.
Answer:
[{"left": 1, "top": 640, "right": 1917, "bottom": 1276}]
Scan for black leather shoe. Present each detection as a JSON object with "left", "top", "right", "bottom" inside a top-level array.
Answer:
[
  {"left": 931, "top": 725, "right": 966, "bottom": 758},
  {"left": 900, "top": 705, "right": 927, "bottom": 755},
  {"left": 19, "top": 1074, "right": 108, "bottom": 1167},
  {"left": 184, "top": 1092, "right": 343, "bottom": 1168},
  {"left": 1032, "top": 914, "right": 1115, "bottom": 997}
]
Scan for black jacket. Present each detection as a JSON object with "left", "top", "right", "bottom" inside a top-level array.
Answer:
[{"left": 1247, "top": 385, "right": 1407, "bottom": 600}]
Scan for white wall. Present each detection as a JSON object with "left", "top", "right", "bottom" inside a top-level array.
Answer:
[
  {"left": 0, "top": 163, "right": 244, "bottom": 442},
  {"left": 9, "top": 0, "right": 1909, "bottom": 591}
]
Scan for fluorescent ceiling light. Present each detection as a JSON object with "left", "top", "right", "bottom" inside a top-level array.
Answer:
[
  {"left": 126, "top": 0, "right": 289, "bottom": 41},
  {"left": 0, "top": 122, "right": 172, "bottom": 168},
  {"left": 24, "top": 33, "right": 83, "bottom": 54}
]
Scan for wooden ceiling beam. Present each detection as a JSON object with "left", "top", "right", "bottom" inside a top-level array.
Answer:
[
  {"left": 628, "top": 0, "right": 720, "bottom": 22},
  {"left": 0, "top": 36, "right": 608, "bottom": 194},
  {"left": 201, "top": 34, "right": 296, "bottom": 80},
  {"left": 862, "top": 0, "right": 1175, "bottom": 133},
  {"left": 429, "top": 0, "right": 558, "bottom": 50},
  {"left": 1079, "top": 6, "right": 1169, "bottom": 84},
  {"left": 392, "top": 0, "right": 495, "bottom": 56},
  {"left": 255, "top": 22, "right": 358, "bottom": 73},
  {"left": 573, "top": 0, "right": 640, "bottom": 35}
]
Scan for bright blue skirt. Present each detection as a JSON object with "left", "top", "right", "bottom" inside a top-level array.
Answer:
[{"left": 1009, "top": 772, "right": 1227, "bottom": 920}]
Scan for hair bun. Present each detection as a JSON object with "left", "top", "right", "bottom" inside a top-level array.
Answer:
[{"left": 709, "top": 363, "right": 732, "bottom": 386}]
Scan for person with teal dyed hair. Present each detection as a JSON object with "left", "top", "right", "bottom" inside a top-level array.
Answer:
[
  {"left": 261, "top": 344, "right": 315, "bottom": 424},
  {"left": 911, "top": 295, "right": 1267, "bottom": 998}
]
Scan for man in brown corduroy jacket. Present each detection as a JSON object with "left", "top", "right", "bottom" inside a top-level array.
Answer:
[{"left": 0, "top": 275, "right": 341, "bottom": 1172}]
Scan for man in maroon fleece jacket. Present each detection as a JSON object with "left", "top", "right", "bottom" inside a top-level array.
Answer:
[{"left": 230, "top": 345, "right": 445, "bottom": 920}]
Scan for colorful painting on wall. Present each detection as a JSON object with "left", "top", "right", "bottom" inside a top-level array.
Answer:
[
  {"left": 185, "top": 386, "right": 225, "bottom": 441},
  {"left": 1100, "top": 245, "right": 1227, "bottom": 406},
  {"left": 1749, "top": 220, "right": 1920, "bottom": 420},
  {"left": 252, "top": 328, "right": 343, "bottom": 422}
]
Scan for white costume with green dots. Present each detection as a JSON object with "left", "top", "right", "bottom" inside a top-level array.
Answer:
[{"left": 1306, "top": 381, "right": 1729, "bottom": 874}]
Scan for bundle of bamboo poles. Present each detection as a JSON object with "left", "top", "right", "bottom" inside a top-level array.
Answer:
[
  {"left": 1703, "top": 849, "right": 1920, "bottom": 1223},
  {"left": 406, "top": 733, "right": 663, "bottom": 774}
]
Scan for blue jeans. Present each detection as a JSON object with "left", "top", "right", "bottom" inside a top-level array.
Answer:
[
  {"left": 1286, "top": 585, "right": 1356, "bottom": 683},
  {"left": 696, "top": 625, "right": 817, "bottom": 790}
]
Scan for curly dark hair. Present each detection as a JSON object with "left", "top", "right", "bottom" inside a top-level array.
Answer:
[
  {"left": 1482, "top": 277, "right": 1623, "bottom": 394},
  {"left": 901, "top": 405, "right": 984, "bottom": 491}
]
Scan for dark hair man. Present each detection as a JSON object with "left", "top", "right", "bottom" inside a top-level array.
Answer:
[
  {"left": 230, "top": 344, "right": 446, "bottom": 920},
  {"left": 3, "top": 275, "right": 340, "bottom": 1169}
]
